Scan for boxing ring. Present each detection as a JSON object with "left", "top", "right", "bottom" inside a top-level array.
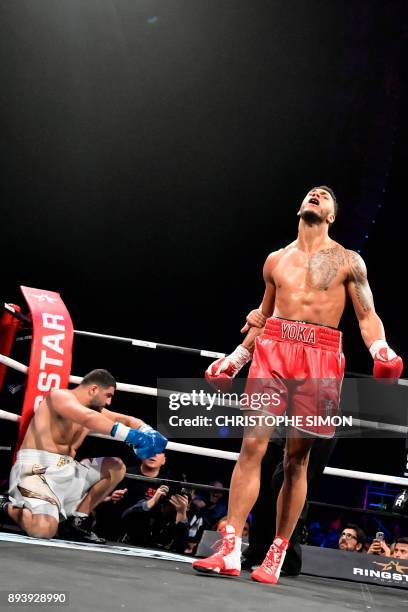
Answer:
[
  {"left": 0, "top": 289, "right": 407, "bottom": 611},
  {"left": 0, "top": 535, "right": 402, "bottom": 612}
]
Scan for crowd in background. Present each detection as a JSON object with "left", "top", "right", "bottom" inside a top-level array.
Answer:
[
  {"left": 91, "top": 451, "right": 229, "bottom": 554},
  {"left": 1, "top": 449, "right": 407, "bottom": 561},
  {"left": 88, "top": 452, "right": 408, "bottom": 560}
]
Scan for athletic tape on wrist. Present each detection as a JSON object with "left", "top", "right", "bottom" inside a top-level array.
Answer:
[
  {"left": 111, "top": 421, "right": 130, "bottom": 441},
  {"left": 369, "top": 339, "right": 396, "bottom": 360}
]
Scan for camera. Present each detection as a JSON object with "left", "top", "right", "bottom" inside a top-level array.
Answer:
[
  {"left": 160, "top": 483, "right": 192, "bottom": 503},
  {"left": 180, "top": 487, "right": 193, "bottom": 502}
]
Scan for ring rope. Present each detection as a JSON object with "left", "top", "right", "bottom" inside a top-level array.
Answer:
[
  {"left": 124, "top": 473, "right": 230, "bottom": 493},
  {"left": 74, "top": 329, "right": 225, "bottom": 359},
  {"left": 308, "top": 500, "right": 408, "bottom": 519},
  {"left": 4, "top": 301, "right": 408, "bottom": 384},
  {"left": 2, "top": 301, "right": 225, "bottom": 359},
  {"left": 1, "top": 353, "right": 407, "bottom": 435},
  {"left": 1, "top": 411, "right": 408, "bottom": 487},
  {"left": 1, "top": 350, "right": 408, "bottom": 486},
  {"left": 0, "top": 354, "right": 159, "bottom": 397},
  {"left": 121, "top": 476, "right": 408, "bottom": 515}
]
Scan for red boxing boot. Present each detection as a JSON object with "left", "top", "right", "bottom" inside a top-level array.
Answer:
[
  {"left": 251, "top": 537, "right": 288, "bottom": 584},
  {"left": 192, "top": 525, "right": 241, "bottom": 576}
]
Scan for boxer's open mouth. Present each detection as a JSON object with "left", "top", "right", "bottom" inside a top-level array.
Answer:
[{"left": 308, "top": 197, "right": 320, "bottom": 205}]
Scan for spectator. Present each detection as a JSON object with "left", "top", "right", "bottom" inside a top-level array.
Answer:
[
  {"left": 321, "top": 517, "right": 346, "bottom": 550},
  {"left": 307, "top": 521, "right": 325, "bottom": 547},
  {"left": 108, "top": 450, "right": 191, "bottom": 551},
  {"left": 368, "top": 536, "right": 408, "bottom": 558},
  {"left": 393, "top": 537, "right": 408, "bottom": 558},
  {"left": 191, "top": 481, "right": 227, "bottom": 530},
  {"left": 367, "top": 533, "right": 391, "bottom": 557},
  {"left": 94, "top": 452, "right": 168, "bottom": 541},
  {"left": 184, "top": 490, "right": 204, "bottom": 555},
  {"left": 130, "top": 453, "right": 166, "bottom": 478},
  {"left": 120, "top": 486, "right": 190, "bottom": 553},
  {"left": 338, "top": 524, "right": 366, "bottom": 552},
  {"left": 118, "top": 452, "right": 193, "bottom": 552},
  {"left": 184, "top": 485, "right": 229, "bottom": 556}
]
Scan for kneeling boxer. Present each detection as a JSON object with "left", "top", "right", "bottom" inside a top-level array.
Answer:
[{"left": 0, "top": 369, "right": 167, "bottom": 543}]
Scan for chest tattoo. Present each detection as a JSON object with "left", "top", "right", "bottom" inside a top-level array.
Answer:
[{"left": 306, "top": 248, "right": 346, "bottom": 290}]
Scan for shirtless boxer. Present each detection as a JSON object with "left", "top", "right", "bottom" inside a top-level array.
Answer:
[
  {"left": 0, "top": 369, "right": 167, "bottom": 542},
  {"left": 193, "top": 186, "right": 403, "bottom": 583}
]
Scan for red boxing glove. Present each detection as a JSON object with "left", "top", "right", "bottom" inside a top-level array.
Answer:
[
  {"left": 369, "top": 340, "right": 404, "bottom": 381},
  {"left": 205, "top": 345, "right": 251, "bottom": 391}
]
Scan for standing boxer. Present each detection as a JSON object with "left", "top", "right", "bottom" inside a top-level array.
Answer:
[
  {"left": 193, "top": 186, "right": 403, "bottom": 584},
  {"left": 0, "top": 369, "right": 167, "bottom": 542}
]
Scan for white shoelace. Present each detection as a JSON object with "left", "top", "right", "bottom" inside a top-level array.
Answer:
[
  {"left": 262, "top": 546, "right": 282, "bottom": 574},
  {"left": 211, "top": 535, "right": 235, "bottom": 557}
]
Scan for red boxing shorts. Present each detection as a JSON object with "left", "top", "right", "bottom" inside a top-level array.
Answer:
[{"left": 244, "top": 317, "right": 345, "bottom": 438}]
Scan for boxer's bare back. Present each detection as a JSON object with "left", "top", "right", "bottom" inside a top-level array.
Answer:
[{"left": 20, "top": 386, "right": 126, "bottom": 457}]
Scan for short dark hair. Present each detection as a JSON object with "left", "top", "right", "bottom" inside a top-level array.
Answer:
[
  {"left": 395, "top": 537, "right": 408, "bottom": 545},
  {"left": 314, "top": 185, "right": 338, "bottom": 216},
  {"left": 80, "top": 369, "right": 116, "bottom": 389},
  {"left": 345, "top": 523, "right": 366, "bottom": 549}
]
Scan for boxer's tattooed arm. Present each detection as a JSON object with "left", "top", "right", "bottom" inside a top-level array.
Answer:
[
  {"left": 307, "top": 247, "right": 347, "bottom": 290},
  {"left": 347, "top": 251, "right": 374, "bottom": 313}
]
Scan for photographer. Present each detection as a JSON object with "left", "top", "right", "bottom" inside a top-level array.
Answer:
[
  {"left": 120, "top": 485, "right": 190, "bottom": 553},
  {"left": 94, "top": 452, "right": 170, "bottom": 541}
]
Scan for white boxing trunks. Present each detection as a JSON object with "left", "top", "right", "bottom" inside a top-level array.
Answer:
[{"left": 8, "top": 449, "right": 104, "bottom": 521}]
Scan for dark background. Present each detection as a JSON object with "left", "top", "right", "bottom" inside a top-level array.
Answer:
[{"left": 1, "top": 1, "right": 408, "bottom": 507}]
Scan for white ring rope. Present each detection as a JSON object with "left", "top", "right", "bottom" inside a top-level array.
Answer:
[
  {"left": 1, "top": 353, "right": 408, "bottom": 486},
  {"left": 1, "top": 353, "right": 407, "bottom": 434},
  {"left": 0, "top": 410, "right": 19, "bottom": 423},
  {"left": 2, "top": 419, "right": 408, "bottom": 487},
  {"left": 0, "top": 354, "right": 159, "bottom": 397}
]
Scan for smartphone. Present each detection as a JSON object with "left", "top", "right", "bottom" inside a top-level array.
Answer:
[{"left": 375, "top": 531, "right": 384, "bottom": 542}]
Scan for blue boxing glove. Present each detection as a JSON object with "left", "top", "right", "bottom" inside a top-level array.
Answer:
[{"left": 111, "top": 422, "right": 167, "bottom": 459}]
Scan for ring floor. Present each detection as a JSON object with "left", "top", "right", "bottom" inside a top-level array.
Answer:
[{"left": 0, "top": 538, "right": 401, "bottom": 612}]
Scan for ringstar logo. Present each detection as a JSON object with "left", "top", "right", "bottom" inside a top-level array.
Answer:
[
  {"left": 353, "top": 559, "right": 408, "bottom": 584},
  {"left": 29, "top": 293, "right": 58, "bottom": 303},
  {"left": 373, "top": 560, "right": 408, "bottom": 574}
]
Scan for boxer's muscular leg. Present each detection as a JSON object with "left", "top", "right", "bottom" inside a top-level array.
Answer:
[
  {"left": 251, "top": 431, "right": 314, "bottom": 584},
  {"left": 227, "top": 432, "right": 270, "bottom": 536},
  {"left": 76, "top": 457, "right": 126, "bottom": 515},
  {"left": 248, "top": 436, "right": 336, "bottom": 570},
  {"left": 192, "top": 425, "right": 272, "bottom": 575},
  {"left": 246, "top": 439, "right": 285, "bottom": 562},
  {"left": 7, "top": 505, "right": 58, "bottom": 539},
  {"left": 276, "top": 430, "right": 314, "bottom": 540}
]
